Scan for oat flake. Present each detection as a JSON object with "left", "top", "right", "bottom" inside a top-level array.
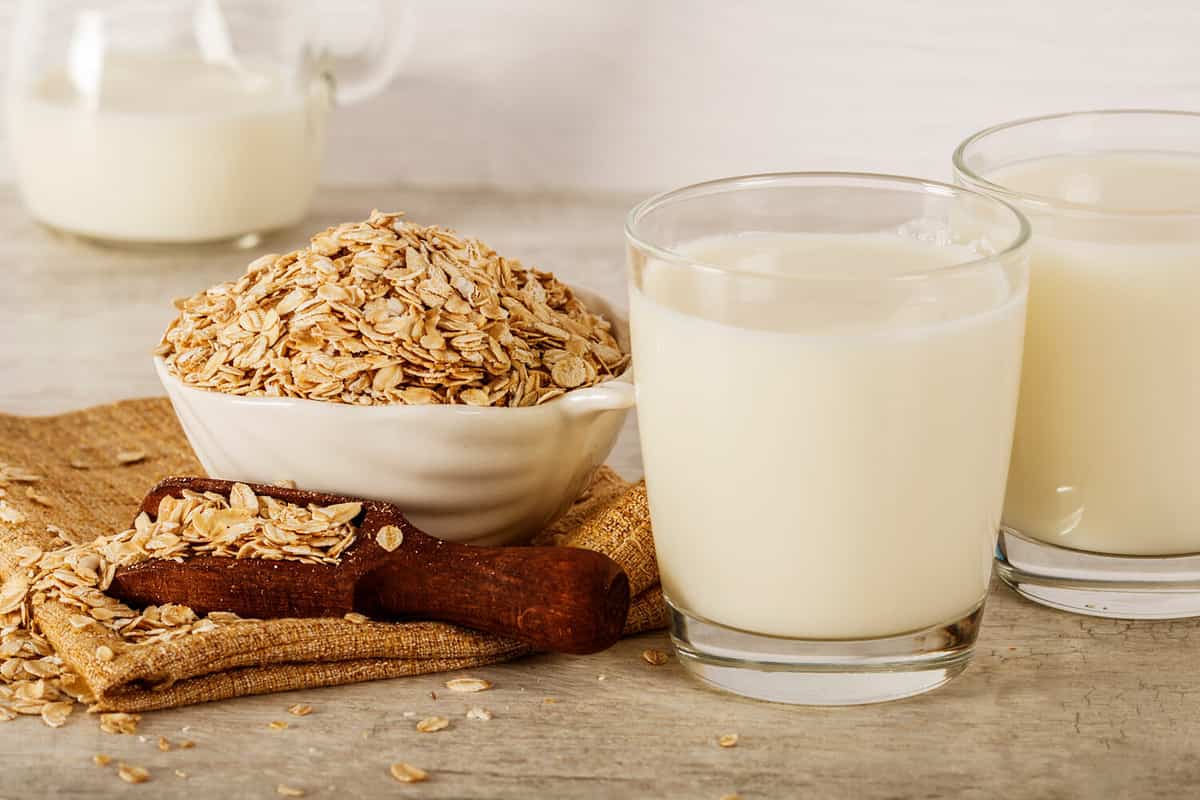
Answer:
[
  {"left": 389, "top": 763, "right": 428, "bottom": 783},
  {"left": 444, "top": 677, "right": 492, "bottom": 693},
  {"left": 374, "top": 525, "right": 404, "bottom": 553},
  {"left": 415, "top": 716, "right": 449, "bottom": 733},
  {"left": 641, "top": 648, "right": 670, "bottom": 666},
  {"left": 117, "top": 763, "right": 150, "bottom": 784}
]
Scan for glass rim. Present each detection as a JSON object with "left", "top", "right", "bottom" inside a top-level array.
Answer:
[
  {"left": 624, "top": 171, "right": 1030, "bottom": 285},
  {"left": 953, "top": 108, "right": 1200, "bottom": 219}
]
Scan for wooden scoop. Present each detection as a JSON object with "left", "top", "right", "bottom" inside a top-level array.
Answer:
[{"left": 107, "top": 477, "right": 631, "bottom": 655}]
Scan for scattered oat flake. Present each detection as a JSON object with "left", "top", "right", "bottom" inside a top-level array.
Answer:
[
  {"left": 288, "top": 703, "right": 314, "bottom": 717},
  {"left": 40, "top": 701, "right": 74, "bottom": 728},
  {"left": 415, "top": 716, "right": 449, "bottom": 733},
  {"left": 276, "top": 785, "right": 306, "bottom": 797},
  {"left": 465, "top": 706, "right": 493, "bottom": 721},
  {"left": 94, "top": 754, "right": 113, "bottom": 767},
  {"left": 642, "top": 648, "right": 670, "bottom": 666},
  {"left": 0, "top": 500, "right": 26, "bottom": 525},
  {"left": 25, "top": 488, "right": 54, "bottom": 507},
  {"left": 0, "top": 464, "right": 42, "bottom": 483},
  {"left": 180, "top": 740, "right": 195, "bottom": 749},
  {"left": 69, "top": 457, "right": 92, "bottom": 470},
  {"left": 719, "top": 733, "right": 739, "bottom": 748},
  {"left": 344, "top": 612, "right": 368, "bottom": 624},
  {"left": 117, "top": 763, "right": 151, "bottom": 784},
  {"left": 157, "top": 736, "right": 172, "bottom": 752},
  {"left": 175, "top": 770, "right": 189, "bottom": 779},
  {"left": 390, "top": 763, "right": 428, "bottom": 783},
  {"left": 0, "top": 485, "right": 384, "bottom": 740},
  {"left": 116, "top": 448, "right": 148, "bottom": 465},
  {"left": 0, "top": 573, "right": 29, "bottom": 614},
  {"left": 444, "top": 677, "right": 492, "bottom": 693},
  {"left": 268, "top": 720, "right": 289, "bottom": 730},
  {"left": 100, "top": 713, "right": 141, "bottom": 735},
  {"left": 375, "top": 524, "right": 404, "bottom": 552}
]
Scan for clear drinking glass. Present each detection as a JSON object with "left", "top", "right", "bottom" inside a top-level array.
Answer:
[
  {"left": 955, "top": 110, "right": 1200, "bottom": 619},
  {"left": 5, "top": 0, "right": 412, "bottom": 246},
  {"left": 625, "top": 173, "right": 1030, "bottom": 705}
]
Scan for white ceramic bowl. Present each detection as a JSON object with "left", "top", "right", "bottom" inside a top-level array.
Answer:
[{"left": 155, "top": 288, "right": 634, "bottom": 546}]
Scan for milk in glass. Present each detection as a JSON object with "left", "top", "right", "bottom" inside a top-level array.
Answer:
[
  {"left": 631, "top": 233, "right": 1027, "bottom": 639},
  {"left": 993, "top": 153, "right": 1200, "bottom": 555}
]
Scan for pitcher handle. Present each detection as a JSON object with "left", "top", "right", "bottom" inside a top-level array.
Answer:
[{"left": 313, "top": 0, "right": 415, "bottom": 106}]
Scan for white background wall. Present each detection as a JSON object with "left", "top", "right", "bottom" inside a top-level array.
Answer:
[{"left": 2, "top": 0, "right": 1198, "bottom": 192}]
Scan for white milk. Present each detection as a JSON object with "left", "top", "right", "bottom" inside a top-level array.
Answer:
[
  {"left": 631, "top": 233, "right": 1026, "bottom": 640},
  {"left": 7, "top": 52, "right": 328, "bottom": 243},
  {"left": 993, "top": 153, "right": 1200, "bottom": 555}
]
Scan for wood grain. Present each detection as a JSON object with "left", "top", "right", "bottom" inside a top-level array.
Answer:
[{"left": 2, "top": 186, "right": 1198, "bottom": 798}]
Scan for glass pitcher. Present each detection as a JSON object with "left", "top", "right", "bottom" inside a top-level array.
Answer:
[{"left": 5, "top": 0, "right": 412, "bottom": 246}]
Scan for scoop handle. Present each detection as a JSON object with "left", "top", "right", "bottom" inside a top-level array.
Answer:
[{"left": 357, "top": 540, "right": 631, "bottom": 655}]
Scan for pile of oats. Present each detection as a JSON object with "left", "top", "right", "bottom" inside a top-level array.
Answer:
[
  {"left": 99, "top": 483, "right": 361, "bottom": 569},
  {"left": 1, "top": 479, "right": 364, "bottom": 726},
  {"left": 156, "top": 211, "right": 629, "bottom": 407}
]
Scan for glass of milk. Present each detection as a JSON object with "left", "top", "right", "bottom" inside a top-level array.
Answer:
[
  {"left": 5, "top": 0, "right": 412, "bottom": 246},
  {"left": 626, "top": 173, "right": 1030, "bottom": 704},
  {"left": 955, "top": 110, "right": 1200, "bottom": 619}
]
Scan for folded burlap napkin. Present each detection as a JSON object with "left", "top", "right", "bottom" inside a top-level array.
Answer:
[{"left": 0, "top": 399, "right": 663, "bottom": 712}]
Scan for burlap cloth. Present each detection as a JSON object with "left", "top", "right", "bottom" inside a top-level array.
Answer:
[{"left": 0, "top": 398, "right": 664, "bottom": 712}]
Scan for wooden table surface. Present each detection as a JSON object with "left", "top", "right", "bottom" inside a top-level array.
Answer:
[{"left": 1, "top": 186, "right": 1196, "bottom": 799}]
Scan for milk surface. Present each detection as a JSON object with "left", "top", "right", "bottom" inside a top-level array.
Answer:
[
  {"left": 994, "top": 153, "right": 1200, "bottom": 555},
  {"left": 631, "top": 232, "right": 1026, "bottom": 639},
  {"left": 8, "top": 52, "right": 327, "bottom": 243}
]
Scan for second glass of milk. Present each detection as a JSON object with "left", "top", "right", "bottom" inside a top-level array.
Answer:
[
  {"left": 625, "top": 173, "right": 1030, "bottom": 705},
  {"left": 956, "top": 110, "right": 1200, "bottom": 620},
  {"left": 5, "top": 0, "right": 411, "bottom": 246}
]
